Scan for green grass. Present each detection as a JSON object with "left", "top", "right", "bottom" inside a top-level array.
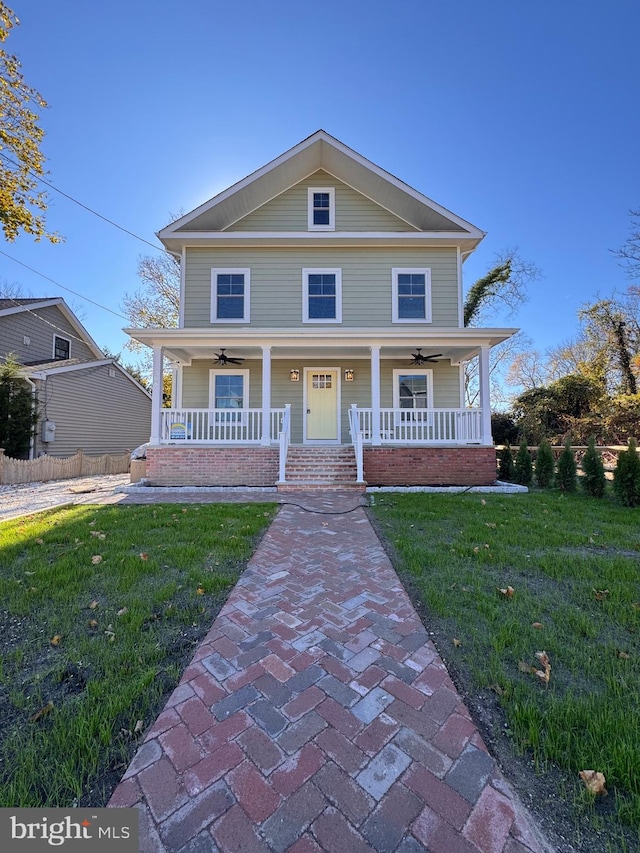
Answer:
[
  {"left": 370, "top": 490, "right": 640, "bottom": 848},
  {"left": 0, "top": 502, "right": 276, "bottom": 807}
]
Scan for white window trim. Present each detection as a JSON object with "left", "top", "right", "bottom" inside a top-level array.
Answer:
[
  {"left": 392, "top": 368, "right": 434, "bottom": 409},
  {"left": 391, "top": 267, "right": 432, "bottom": 323},
  {"left": 210, "top": 268, "right": 251, "bottom": 323},
  {"left": 52, "top": 333, "right": 71, "bottom": 359},
  {"left": 302, "top": 268, "right": 342, "bottom": 324},
  {"left": 209, "top": 369, "right": 250, "bottom": 421},
  {"left": 307, "top": 187, "right": 335, "bottom": 231}
]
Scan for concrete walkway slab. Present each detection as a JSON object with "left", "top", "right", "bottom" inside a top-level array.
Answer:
[{"left": 105, "top": 490, "right": 550, "bottom": 852}]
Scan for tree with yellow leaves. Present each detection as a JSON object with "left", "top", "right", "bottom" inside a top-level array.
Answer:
[{"left": 0, "top": 3, "right": 60, "bottom": 242}]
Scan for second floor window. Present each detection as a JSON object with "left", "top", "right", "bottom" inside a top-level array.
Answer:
[
  {"left": 392, "top": 268, "right": 432, "bottom": 323},
  {"left": 303, "top": 268, "right": 342, "bottom": 323},
  {"left": 211, "top": 269, "right": 250, "bottom": 323},
  {"left": 53, "top": 335, "right": 70, "bottom": 359}
]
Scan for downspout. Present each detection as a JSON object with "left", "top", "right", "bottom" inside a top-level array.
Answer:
[{"left": 23, "top": 375, "right": 37, "bottom": 459}]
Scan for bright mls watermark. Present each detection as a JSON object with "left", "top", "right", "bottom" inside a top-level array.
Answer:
[{"left": 0, "top": 809, "right": 138, "bottom": 851}]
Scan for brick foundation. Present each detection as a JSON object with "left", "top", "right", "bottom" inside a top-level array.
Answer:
[
  {"left": 363, "top": 446, "right": 496, "bottom": 486},
  {"left": 145, "top": 445, "right": 496, "bottom": 488},
  {"left": 146, "top": 446, "right": 279, "bottom": 487}
]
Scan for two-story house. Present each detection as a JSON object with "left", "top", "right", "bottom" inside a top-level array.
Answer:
[
  {"left": 1, "top": 297, "right": 152, "bottom": 458},
  {"left": 127, "top": 131, "right": 516, "bottom": 488}
]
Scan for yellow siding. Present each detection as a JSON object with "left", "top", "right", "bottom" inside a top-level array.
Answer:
[
  {"left": 227, "top": 171, "right": 414, "bottom": 232},
  {"left": 185, "top": 246, "right": 459, "bottom": 328}
]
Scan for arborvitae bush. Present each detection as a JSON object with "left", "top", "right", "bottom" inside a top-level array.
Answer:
[
  {"left": 535, "top": 438, "right": 555, "bottom": 488},
  {"left": 497, "top": 442, "right": 515, "bottom": 481},
  {"left": 556, "top": 439, "right": 577, "bottom": 492},
  {"left": 613, "top": 438, "right": 640, "bottom": 507},
  {"left": 581, "top": 436, "right": 606, "bottom": 498},
  {"left": 514, "top": 438, "right": 533, "bottom": 486}
]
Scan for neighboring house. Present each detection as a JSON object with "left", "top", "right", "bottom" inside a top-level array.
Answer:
[
  {"left": 127, "top": 131, "right": 517, "bottom": 488},
  {"left": 0, "top": 297, "right": 152, "bottom": 458}
]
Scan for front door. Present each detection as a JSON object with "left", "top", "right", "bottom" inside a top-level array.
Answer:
[{"left": 305, "top": 369, "right": 339, "bottom": 442}]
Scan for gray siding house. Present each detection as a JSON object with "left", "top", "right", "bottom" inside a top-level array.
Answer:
[
  {"left": 127, "top": 131, "right": 516, "bottom": 488},
  {"left": 1, "top": 297, "right": 151, "bottom": 458}
]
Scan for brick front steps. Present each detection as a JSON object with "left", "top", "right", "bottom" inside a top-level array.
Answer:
[{"left": 279, "top": 445, "right": 364, "bottom": 492}]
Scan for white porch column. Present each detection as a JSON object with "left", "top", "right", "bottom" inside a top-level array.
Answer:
[
  {"left": 370, "top": 345, "right": 381, "bottom": 446},
  {"left": 261, "top": 345, "right": 272, "bottom": 445},
  {"left": 479, "top": 345, "right": 492, "bottom": 445},
  {"left": 150, "top": 346, "right": 163, "bottom": 445}
]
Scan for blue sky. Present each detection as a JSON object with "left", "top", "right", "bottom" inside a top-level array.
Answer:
[{"left": 3, "top": 0, "right": 639, "bottom": 368}]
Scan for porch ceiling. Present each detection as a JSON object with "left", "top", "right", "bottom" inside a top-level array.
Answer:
[{"left": 125, "top": 326, "right": 517, "bottom": 366}]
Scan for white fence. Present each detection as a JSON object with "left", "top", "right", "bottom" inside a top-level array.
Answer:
[{"left": 354, "top": 407, "right": 483, "bottom": 444}]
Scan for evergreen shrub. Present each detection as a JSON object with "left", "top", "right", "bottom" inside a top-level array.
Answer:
[{"left": 581, "top": 436, "right": 606, "bottom": 498}]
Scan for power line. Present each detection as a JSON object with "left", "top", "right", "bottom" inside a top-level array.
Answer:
[
  {"left": 0, "top": 249, "right": 129, "bottom": 320},
  {"left": 1, "top": 295, "right": 108, "bottom": 351},
  {"left": 0, "top": 151, "right": 166, "bottom": 254}
]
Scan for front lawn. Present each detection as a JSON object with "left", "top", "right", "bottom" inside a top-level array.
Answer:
[
  {"left": 0, "top": 502, "right": 276, "bottom": 807},
  {"left": 370, "top": 491, "right": 640, "bottom": 852}
]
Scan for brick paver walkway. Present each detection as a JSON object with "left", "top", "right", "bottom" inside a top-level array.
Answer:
[{"left": 108, "top": 491, "right": 550, "bottom": 853}]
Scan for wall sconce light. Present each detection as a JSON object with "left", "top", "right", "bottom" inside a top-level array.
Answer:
[
  {"left": 344, "top": 369, "right": 354, "bottom": 382},
  {"left": 290, "top": 369, "right": 300, "bottom": 382}
]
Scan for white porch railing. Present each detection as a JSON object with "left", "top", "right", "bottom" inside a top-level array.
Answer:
[
  {"left": 160, "top": 408, "right": 286, "bottom": 444},
  {"left": 348, "top": 405, "right": 364, "bottom": 482},
  {"left": 278, "top": 404, "right": 292, "bottom": 482},
  {"left": 355, "top": 408, "right": 484, "bottom": 444}
]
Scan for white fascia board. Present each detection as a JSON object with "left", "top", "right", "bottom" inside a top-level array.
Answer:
[
  {"left": 27, "top": 358, "right": 151, "bottom": 397},
  {"left": 158, "top": 131, "right": 487, "bottom": 239},
  {"left": 158, "top": 133, "right": 327, "bottom": 235},
  {"left": 0, "top": 298, "right": 105, "bottom": 358},
  {"left": 0, "top": 298, "right": 63, "bottom": 317},
  {"left": 124, "top": 326, "right": 518, "bottom": 350},
  {"left": 161, "top": 232, "right": 485, "bottom": 254}
]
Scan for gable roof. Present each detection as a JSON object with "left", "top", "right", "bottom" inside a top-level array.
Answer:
[
  {"left": 0, "top": 297, "right": 105, "bottom": 360},
  {"left": 158, "top": 131, "right": 485, "bottom": 252}
]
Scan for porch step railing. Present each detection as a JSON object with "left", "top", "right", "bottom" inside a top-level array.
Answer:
[
  {"left": 278, "top": 404, "right": 291, "bottom": 482},
  {"left": 355, "top": 407, "right": 483, "bottom": 444},
  {"left": 348, "top": 405, "right": 364, "bottom": 482},
  {"left": 160, "top": 408, "right": 286, "bottom": 444}
]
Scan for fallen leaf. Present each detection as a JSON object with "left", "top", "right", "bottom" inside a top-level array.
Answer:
[
  {"left": 182, "top": 509, "right": 187, "bottom": 513},
  {"left": 35, "top": 538, "right": 44, "bottom": 545},
  {"left": 196, "top": 586, "right": 205, "bottom": 596},
  {"left": 617, "top": 650, "right": 631, "bottom": 660},
  {"left": 453, "top": 638, "right": 462, "bottom": 647},
  {"left": 481, "top": 499, "right": 486, "bottom": 505},
  {"left": 91, "top": 555, "right": 103, "bottom": 565},
  {"left": 484, "top": 543, "right": 490, "bottom": 549},
  {"left": 532, "top": 622, "right": 544, "bottom": 629},
  {"left": 593, "top": 589, "right": 609, "bottom": 601},
  {"left": 104, "top": 630, "right": 115, "bottom": 642},
  {"left": 535, "top": 651, "right": 551, "bottom": 687},
  {"left": 117, "top": 607, "right": 128, "bottom": 617},
  {"left": 90, "top": 531, "right": 106, "bottom": 539},
  {"left": 579, "top": 770, "right": 607, "bottom": 796},
  {"left": 473, "top": 546, "right": 480, "bottom": 554},
  {"left": 490, "top": 683, "right": 504, "bottom": 696},
  {"left": 89, "top": 600, "right": 99, "bottom": 610},
  {"left": 632, "top": 603, "right": 640, "bottom": 611},
  {"left": 498, "top": 586, "right": 515, "bottom": 598},
  {"left": 134, "top": 720, "right": 144, "bottom": 735},
  {"left": 139, "top": 552, "right": 149, "bottom": 561},
  {"left": 518, "top": 660, "right": 536, "bottom": 674},
  {"left": 88, "top": 619, "right": 98, "bottom": 629},
  {"left": 485, "top": 522, "right": 497, "bottom": 528},
  {"left": 25, "top": 571, "right": 36, "bottom": 576},
  {"left": 29, "top": 701, "right": 54, "bottom": 723},
  {"left": 50, "top": 635, "right": 62, "bottom": 646}
]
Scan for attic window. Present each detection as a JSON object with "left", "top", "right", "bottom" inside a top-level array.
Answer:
[
  {"left": 308, "top": 188, "right": 335, "bottom": 231},
  {"left": 53, "top": 335, "right": 70, "bottom": 360}
]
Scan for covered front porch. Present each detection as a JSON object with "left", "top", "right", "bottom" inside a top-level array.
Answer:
[{"left": 128, "top": 327, "right": 514, "bottom": 487}]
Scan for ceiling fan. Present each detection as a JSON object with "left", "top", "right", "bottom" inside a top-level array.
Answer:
[
  {"left": 213, "top": 348, "right": 244, "bottom": 365},
  {"left": 409, "top": 347, "right": 442, "bottom": 365}
]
